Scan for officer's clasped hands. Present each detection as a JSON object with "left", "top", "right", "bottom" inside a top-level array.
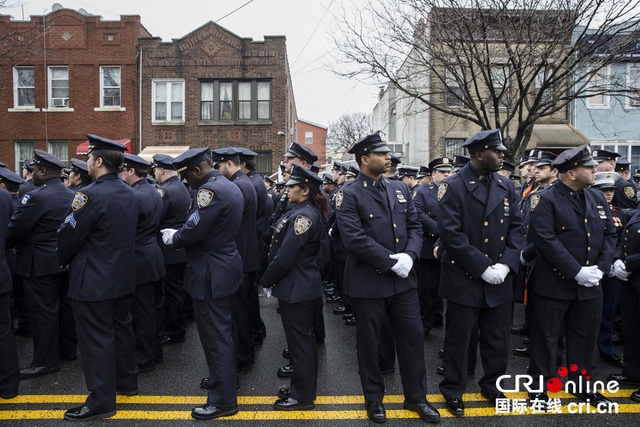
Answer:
[
  {"left": 612, "top": 259, "right": 630, "bottom": 281},
  {"left": 389, "top": 253, "right": 413, "bottom": 278},
  {"left": 574, "top": 265, "right": 603, "bottom": 287},
  {"left": 160, "top": 228, "right": 177, "bottom": 246}
]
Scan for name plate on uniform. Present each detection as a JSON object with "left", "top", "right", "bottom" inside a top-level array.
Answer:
[
  {"left": 396, "top": 190, "right": 407, "bottom": 203},
  {"left": 597, "top": 205, "right": 607, "bottom": 220},
  {"left": 503, "top": 198, "right": 510, "bottom": 217}
]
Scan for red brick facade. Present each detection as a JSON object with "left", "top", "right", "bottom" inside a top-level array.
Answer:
[
  {"left": 0, "top": 9, "right": 141, "bottom": 170},
  {"left": 297, "top": 119, "right": 327, "bottom": 166}
]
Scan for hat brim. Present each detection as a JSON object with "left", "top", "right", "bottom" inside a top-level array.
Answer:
[
  {"left": 369, "top": 146, "right": 391, "bottom": 153},
  {"left": 535, "top": 161, "right": 554, "bottom": 167},
  {"left": 433, "top": 165, "right": 453, "bottom": 172},
  {"left": 286, "top": 178, "right": 304, "bottom": 186},
  {"left": 582, "top": 158, "right": 599, "bottom": 167},
  {"left": 593, "top": 184, "right": 616, "bottom": 191},
  {"left": 284, "top": 152, "right": 297, "bottom": 158}
]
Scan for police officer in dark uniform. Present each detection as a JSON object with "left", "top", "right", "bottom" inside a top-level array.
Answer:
[
  {"left": 262, "top": 164, "right": 327, "bottom": 411},
  {"left": 120, "top": 154, "right": 166, "bottom": 373},
  {"left": 57, "top": 135, "right": 138, "bottom": 421},
  {"left": 265, "top": 175, "right": 277, "bottom": 207},
  {"left": 0, "top": 183, "right": 19, "bottom": 400},
  {"left": 398, "top": 166, "right": 420, "bottom": 198},
  {"left": 18, "top": 159, "right": 35, "bottom": 198},
  {"left": 7, "top": 150, "right": 76, "bottom": 379},
  {"left": 336, "top": 131, "right": 440, "bottom": 424},
  {"left": 592, "top": 149, "right": 638, "bottom": 209},
  {"left": 160, "top": 147, "right": 243, "bottom": 420},
  {"left": 527, "top": 144, "right": 617, "bottom": 404},
  {"left": 152, "top": 154, "right": 191, "bottom": 344},
  {"left": 67, "top": 158, "right": 92, "bottom": 191},
  {"left": 452, "top": 154, "right": 470, "bottom": 174},
  {"left": 437, "top": 130, "right": 523, "bottom": 416}
]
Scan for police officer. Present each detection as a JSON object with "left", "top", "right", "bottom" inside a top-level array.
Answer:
[
  {"left": 160, "top": 147, "right": 243, "bottom": 420},
  {"left": 58, "top": 135, "right": 138, "bottom": 421},
  {"left": 336, "top": 131, "right": 440, "bottom": 423},
  {"left": 437, "top": 129, "right": 523, "bottom": 416},
  {"left": 120, "top": 154, "right": 166, "bottom": 373},
  {"left": 527, "top": 144, "right": 617, "bottom": 404},
  {"left": 345, "top": 164, "right": 360, "bottom": 181},
  {"left": 452, "top": 154, "right": 470, "bottom": 174},
  {"left": 0, "top": 183, "right": 19, "bottom": 400},
  {"left": 593, "top": 149, "right": 638, "bottom": 209},
  {"left": 67, "top": 158, "right": 92, "bottom": 191},
  {"left": 417, "top": 166, "right": 431, "bottom": 186},
  {"left": 152, "top": 154, "right": 191, "bottom": 344},
  {"left": 398, "top": 166, "right": 420, "bottom": 198},
  {"left": 7, "top": 150, "right": 76, "bottom": 379},
  {"left": 264, "top": 175, "right": 277, "bottom": 207},
  {"left": 262, "top": 164, "right": 327, "bottom": 411},
  {"left": 18, "top": 159, "right": 35, "bottom": 198}
]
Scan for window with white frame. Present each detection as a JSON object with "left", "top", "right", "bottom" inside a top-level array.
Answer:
[
  {"left": 14, "top": 140, "right": 36, "bottom": 173},
  {"left": 445, "top": 68, "right": 464, "bottom": 108},
  {"left": 14, "top": 67, "right": 35, "bottom": 108},
  {"left": 445, "top": 138, "right": 466, "bottom": 157},
  {"left": 48, "top": 66, "right": 69, "bottom": 108},
  {"left": 534, "top": 67, "right": 554, "bottom": 105},
  {"left": 305, "top": 131, "right": 313, "bottom": 144},
  {"left": 153, "top": 80, "right": 185, "bottom": 122},
  {"left": 586, "top": 66, "right": 610, "bottom": 109},
  {"left": 199, "top": 80, "right": 272, "bottom": 122},
  {"left": 47, "top": 141, "right": 69, "bottom": 167},
  {"left": 490, "top": 65, "right": 509, "bottom": 108},
  {"left": 628, "top": 63, "right": 640, "bottom": 108},
  {"left": 100, "top": 66, "right": 121, "bottom": 107}
]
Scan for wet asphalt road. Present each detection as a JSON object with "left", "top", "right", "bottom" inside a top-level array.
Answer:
[{"left": 2, "top": 291, "right": 639, "bottom": 426}]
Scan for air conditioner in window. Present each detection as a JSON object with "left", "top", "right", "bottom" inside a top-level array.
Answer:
[{"left": 51, "top": 98, "right": 69, "bottom": 107}]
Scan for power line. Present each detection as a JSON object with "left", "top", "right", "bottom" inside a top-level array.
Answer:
[
  {"left": 291, "top": 0, "right": 335, "bottom": 68},
  {"left": 216, "top": 0, "right": 255, "bottom": 23}
]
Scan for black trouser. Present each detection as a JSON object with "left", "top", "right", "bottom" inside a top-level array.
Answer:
[
  {"left": 132, "top": 279, "right": 164, "bottom": 370},
  {"left": 351, "top": 288, "right": 427, "bottom": 403},
  {"left": 71, "top": 294, "right": 138, "bottom": 413},
  {"left": 417, "top": 259, "right": 443, "bottom": 334},
  {"left": 621, "top": 285, "right": 640, "bottom": 378},
  {"left": 24, "top": 272, "right": 76, "bottom": 367},
  {"left": 163, "top": 263, "right": 186, "bottom": 340},
  {"left": 0, "top": 292, "right": 19, "bottom": 397},
  {"left": 249, "top": 275, "right": 266, "bottom": 344},
  {"left": 440, "top": 300, "right": 511, "bottom": 400},
  {"left": 280, "top": 299, "right": 318, "bottom": 403},
  {"left": 233, "top": 272, "right": 255, "bottom": 370},
  {"left": 312, "top": 297, "right": 325, "bottom": 343},
  {"left": 528, "top": 293, "right": 601, "bottom": 389},
  {"left": 597, "top": 276, "right": 622, "bottom": 357},
  {"left": 193, "top": 291, "right": 237, "bottom": 407},
  {"left": 10, "top": 273, "right": 30, "bottom": 333}
]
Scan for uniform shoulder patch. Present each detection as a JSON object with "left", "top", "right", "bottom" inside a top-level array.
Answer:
[
  {"left": 437, "top": 183, "right": 448, "bottom": 201},
  {"left": 335, "top": 190, "right": 344, "bottom": 210},
  {"left": 624, "top": 186, "right": 635, "bottom": 200},
  {"left": 20, "top": 194, "right": 31, "bottom": 205},
  {"left": 156, "top": 188, "right": 166, "bottom": 198},
  {"left": 294, "top": 215, "right": 312, "bottom": 235},
  {"left": 71, "top": 192, "right": 88, "bottom": 211},
  {"left": 197, "top": 189, "right": 214, "bottom": 208},
  {"left": 530, "top": 194, "right": 541, "bottom": 211}
]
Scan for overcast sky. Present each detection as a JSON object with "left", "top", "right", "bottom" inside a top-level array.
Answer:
[{"left": 4, "top": 0, "right": 380, "bottom": 128}]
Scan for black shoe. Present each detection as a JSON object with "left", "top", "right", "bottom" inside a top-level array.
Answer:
[
  {"left": 342, "top": 313, "right": 353, "bottom": 320},
  {"left": 282, "top": 348, "right": 291, "bottom": 359},
  {"left": 611, "top": 333, "right": 623, "bottom": 345},
  {"left": 511, "top": 324, "right": 529, "bottom": 335},
  {"left": 277, "top": 387, "right": 290, "bottom": 399},
  {"left": 439, "top": 348, "right": 444, "bottom": 358},
  {"left": 513, "top": 346, "right": 531, "bottom": 357},
  {"left": 571, "top": 391, "right": 610, "bottom": 404},
  {"left": 345, "top": 317, "right": 357, "bottom": 326},
  {"left": 381, "top": 367, "right": 395, "bottom": 374},
  {"left": 191, "top": 404, "right": 238, "bottom": 420},
  {"left": 20, "top": 365, "right": 59, "bottom": 379},
  {"left": 236, "top": 363, "right": 252, "bottom": 373},
  {"left": 116, "top": 387, "right": 138, "bottom": 396},
  {"left": 324, "top": 287, "right": 336, "bottom": 295},
  {"left": 138, "top": 362, "right": 156, "bottom": 373},
  {"left": 631, "top": 389, "right": 640, "bottom": 403},
  {"left": 13, "top": 327, "right": 32, "bottom": 337},
  {"left": 0, "top": 392, "right": 18, "bottom": 400},
  {"left": 277, "top": 364, "right": 293, "bottom": 377},
  {"left": 165, "top": 335, "right": 185, "bottom": 344},
  {"left": 523, "top": 336, "right": 530, "bottom": 345},
  {"left": 608, "top": 373, "right": 640, "bottom": 387},
  {"left": 59, "top": 353, "right": 77, "bottom": 361},
  {"left": 365, "top": 400, "right": 386, "bottom": 423},
  {"left": 333, "top": 306, "right": 347, "bottom": 314},
  {"left": 600, "top": 354, "right": 624, "bottom": 368},
  {"left": 326, "top": 294, "right": 342, "bottom": 303},
  {"left": 437, "top": 366, "right": 474, "bottom": 376},
  {"left": 481, "top": 392, "right": 507, "bottom": 403},
  {"left": 274, "top": 397, "right": 315, "bottom": 411},
  {"left": 403, "top": 401, "right": 440, "bottom": 423},
  {"left": 64, "top": 406, "right": 116, "bottom": 421},
  {"left": 445, "top": 398, "right": 464, "bottom": 416}
]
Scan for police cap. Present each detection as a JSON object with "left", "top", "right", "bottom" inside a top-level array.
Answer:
[
  {"left": 535, "top": 151, "right": 558, "bottom": 167},
  {"left": 390, "top": 154, "right": 401, "bottom": 167},
  {"left": 591, "top": 149, "right": 620, "bottom": 163},
  {"left": 264, "top": 175, "right": 275, "bottom": 185},
  {"left": 238, "top": 148, "right": 259, "bottom": 163},
  {"left": 417, "top": 165, "right": 430, "bottom": 179},
  {"left": 0, "top": 167, "right": 25, "bottom": 186},
  {"left": 592, "top": 171, "right": 619, "bottom": 191},
  {"left": 173, "top": 147, "right": 211, "bottom": 177},
  {"left": 429, "top": 157, "right": 454, "bottom": 172},
  {"left": 453, "top": 155, "right": 470, "bottom": 167},
  {"left": 70, "top": 158, "right": 89, "bottom": 175},
  {"left": 332, "top": 161, "right": 343, "bottom": 171},
  {"left": 275, "top": 181, "right": 286, "bottom": 190},
  {"left": 397, "top": 166, "right": 419, "bottom": 178},
  {"left": 31, "top": 149, "right": 66, "bottom": 170},
  {"left": 123, "top": 153, "right": 151, "bottom": 170},
  {"left": 152, "top": 154, "right": 176, "bottom": 170},
  {"left": 348, "top": 131, "right": 391, "bottom": 160},
  {"left": 339, "top": 164, "right": 348, "bottom": 175},
  {"left": 86, "top": 134, "right": 129, "bottom": 153},
  {"left": 211, "top": 147, "right": 242, "bottom": 167},
  {"left": 310, "top": 162, "right": 324, "bottom": 174},
  {"left": 0, "top": 161, "right": 6, "bottom": 168},
  {"left": 501, "top": 161, "right": 515, "bottom": 173},
  {"left": 287, "top": 165, "right": 322, "bottom": 189},
  {"left": 462, "top": 129, "right": 507, "bottom": 154},
  {"left": 322, "top": 174, "right": 336, "bottom": 186},
  {"left": 284, "top": 142, "right": 318, "bottom": 165},
  {"left": 553, "top": 144, "right": 599, "bottom": 173},
  {"left": 23, "top": 159, "right": 33, "bottom": 173},
  {"left": 346, "top": 165, "right": 360, "bottom": 178},
  {"left": 615, "top": 159, "right": 632, "bottom": 172},
  {"left": 526, "top": 149, "right": 541, "bottom": 164}
]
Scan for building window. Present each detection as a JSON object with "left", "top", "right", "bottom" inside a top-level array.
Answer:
[
  {"left": 592, "top": 142, "right": 640, "bottom": 173},
  {"left": 445, "top": 69, "right": 464, "bottom": 108},
  {"left": 14, "top": 67, "right": 35, "bottom": 108},
  {"left": 199, "top": 80, "right": 271, "bottom": 122},
  {"left": 586, "top": 66, "right": 610, "bottom": 109},
  {"left": 387, "top": 143, "right": 403, "bottom": 158},
  {"left": 534, "top": 67, "right": 554, "bottom": 105},
  {"left": 305, "top": 131, "right": 313, "bottom": 144},
  {"left": 490, "top": 65, "right": 509, "bottom": 108},
  {"left": 14, "top": 140, "right": 36, "bottom": 173},
  {"left": 100, "top": 66, "right": 121, "bottom": 107},
  {"left": 48, "top": 66, "right": 69, "bottom": 108},
  {"left": 255, "top": 150, "right": 273, "bottom": 175},
  {"left": 445, "top": 138, "right": 466, "bottom": 157},
  {"left": 153, "top": 80, "right": 185, "bottom": 123},
  {"left": 628, "top": 63, "right": 640, "bottom": 108},
  {"left": 47, "top": 140, "right": 69, "bottom": 166}
]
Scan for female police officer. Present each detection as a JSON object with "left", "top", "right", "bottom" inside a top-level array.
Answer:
[{"left": 261, "top": 164, "right": 328, "bottom": 411}]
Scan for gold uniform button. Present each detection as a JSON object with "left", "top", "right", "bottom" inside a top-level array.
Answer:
[
  {"left": 562, "top": 226, "right": 565, "bottom": 230},
  {"left": 626, "top": 230, "right": 629, "bottom": 233},
  {"left": 484, "top": 221, "right": 489, "bottom": 226},
  {"left": 553, "top": 268, "right": 557, "bottom": 271},
  {"left": 588, "top": 233, "right": 591, "bottom": 237},
  {"left": 451, "top": 260, "right": 455, "bottom": 264},
  {"left": 500, "top": 219, "right": 504, "bottom": 224},
  {"left": 370, "top": 214, "right": 373, "bottom": 218},
  {"left": 500, "top": 236, "right": 504, "bottom": 241},
  {"left": 394, "top": 224, "right": 397, "bottom": 228},
  {"left": 484, "top": 238, "right": 489, "bottom": 242},
  {"left": 585, "top": 219, "right": 588, "bottom": 223},
  {"left": 588, "top": 247, "right": 591, "bottom": 251},
  {"left": 586, "top": 261, "right": 590, "bottom": 265},
  {"left": 396, "top": 238, "right": 399, "bottom": 243}
]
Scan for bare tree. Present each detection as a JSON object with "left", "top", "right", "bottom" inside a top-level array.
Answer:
[
  {"left": 329, "top": 0, "right": 640, "bottom": 160},
  {"left": 326, "top": 111, "right": 373, "bottom": 151}
]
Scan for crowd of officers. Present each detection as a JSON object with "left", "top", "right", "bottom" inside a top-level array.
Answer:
[{"left": 1, "top": 129, "right": 640, "bottom": 423}]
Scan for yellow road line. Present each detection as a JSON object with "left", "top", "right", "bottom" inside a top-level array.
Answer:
[
  {"left": 1, "top": 405, "right": 639, "bottom": 420},
  {"left": 1, "top": 390, "right": 636, "bottom": 405}
]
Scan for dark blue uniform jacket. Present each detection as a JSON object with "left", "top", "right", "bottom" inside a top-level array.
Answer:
[
  {"left": 131, "top": 179, "right": 165, "bottom": 284},
  {"left": 413, "top": 183, "right": 438, "bottom": 260},
  {"left": 157, "top": 175, "right": 190, "bottom": 265}
]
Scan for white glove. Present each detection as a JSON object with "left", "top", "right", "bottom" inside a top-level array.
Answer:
[
  {"left": 389, "top": 253, "right": 413, "bottom": 279},
  {"left": 520, "top": 251, "right": 534, "bottom": 267},
  {"left": 161, "top": 228, "right": 177, "bottom": 246},
  {"left": 481, "top": 266, "right": 503, "bottom": 285},
  {"left": 574, "top": 266, "right": 601, "bottom": 287},
  {"left": 493, "top": 263, "right": 510, "bottom": 282},
  {"left": 613, "top": 259, "right": 630, "bottom": 281},
  {"left": 328, "top": 227, "right": 333, "bottom": 238},
  {"left": 262, "top": 287, "right": 272, "bottom": 298}
]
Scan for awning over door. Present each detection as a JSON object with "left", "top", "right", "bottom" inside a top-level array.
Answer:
[
  {"left": 526, "top": 124, "right": 590, "bottom": 150},
  {"left": 137, "top": 146, "right": 191, "bottom": 163},
  {"left": 76, "top": 139, "right": 131, "bottom": 155}
]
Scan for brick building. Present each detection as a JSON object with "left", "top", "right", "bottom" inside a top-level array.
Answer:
[
  {"left": 138, "top": 21, "right": 297, "bottom": 175},
  {"left": 297, "top": 118, "right": 327, "bottom": 166},
  {"left": 0, "top": 8, "right": 142, "bottom": 171}
]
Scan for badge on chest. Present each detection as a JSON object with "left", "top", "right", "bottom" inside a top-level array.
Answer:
[
  {"left": 396, "top": 190, "right": 407, "bottom": 203},
  {"left": 276, "top": 219, "right": 287, "bottom": 234},
  {"left": 503, "top": 198, "right": 510, "bottom": 216},
  {"left": 597, "top": 205, "right": 607, "bottom": 220}
]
